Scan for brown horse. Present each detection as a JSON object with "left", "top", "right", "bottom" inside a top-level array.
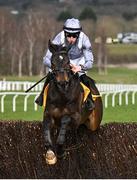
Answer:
[{"left": 43, "top": 41, "right": 103, "bottom": 165}]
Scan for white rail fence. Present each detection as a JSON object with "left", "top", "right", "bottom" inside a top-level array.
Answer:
[
  {"left": 0, "top": 92, "right": 38, "bottom": 113},
  {"left": 0, "top": 80, "right": 43, "bottom": 92},
  {"left": 0, "top": 90, "right": 137, "bottom": 112},
  {"left": 1, "top": 80, "right": 137, "bottom": 92},
  {"left": 0, "top": 80, "right": 137, "bottom": 112}
]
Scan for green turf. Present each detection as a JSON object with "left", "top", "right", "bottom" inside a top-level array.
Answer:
[
  {"left": 1, "top": 67, "right": 137, "bottom": 84},
  {"left": 0, "top": 95, "right": 43, "bottom": 122},
  {"left": 107, "top": 44, "right": 137, "bottom": 56},
  {"left": 102, "top": 93, "right": 137, "bottom": 124},
  {"left": 0, "top": 75, "right": 41, "bottom": 82},
  {"left": 88, "top": 67, "right": 137, "bottom": 84},
  {"left": 103, "top": 105, "right": 137, "bottom": 123}
]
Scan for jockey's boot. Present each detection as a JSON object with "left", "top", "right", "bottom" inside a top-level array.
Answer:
[
  {"left": 86, "top": 96, "right": 95, "bottom": 111},
  {"left": 35, "top": 92, "right": 43, "bottom": 106}
]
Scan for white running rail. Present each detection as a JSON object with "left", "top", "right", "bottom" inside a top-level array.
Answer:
[
  {"left": 1, "top": 80, "right": 137, "bottom": 92},
  {"left": 0, "top": 80, "right": 43, "bottom": 92},
  {"left": 0, "top": 91, "right": 137, "bottom": 112},
  {"left": 0, "top": 92, "right": 38, "bottom": 113}
]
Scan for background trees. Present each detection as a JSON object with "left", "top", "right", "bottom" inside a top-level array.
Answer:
[
  {"left": 79, "top": 7, "right": 97, "bottom": 22},
  {"left": 57, "top": 10, "right": 73, "bottom": 21},
  {"left": 0, "top": 0, "right": 137, "bottom": 76},
  {"left": 0, "top": 8, "right": 58, "bottom": 76}
]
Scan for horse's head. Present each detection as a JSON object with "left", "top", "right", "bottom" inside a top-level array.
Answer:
[{"left": 48, "top": 40, "right": 71, "bottom": 85}]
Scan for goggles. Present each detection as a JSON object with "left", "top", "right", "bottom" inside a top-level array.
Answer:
[{"left": 65, "top": 32, "right": 79, "bottom": 38}]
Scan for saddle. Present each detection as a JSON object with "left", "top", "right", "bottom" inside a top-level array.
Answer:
[{"left": 43, "top": 82, "right": 90, "bottom": 108}]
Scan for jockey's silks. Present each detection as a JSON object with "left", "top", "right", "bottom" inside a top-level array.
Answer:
[
  {"left": 43, "top": 31, "right": 94, "bottom": 75},
  {"left": 42, "top": 83, "right": 90, "bottom": 108}
]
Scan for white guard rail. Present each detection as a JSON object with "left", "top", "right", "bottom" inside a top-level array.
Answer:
[
  {"left": 1, "top": 80, "right": 137, "bottom": 92},
  {"left": 0, "top": 91, "right": 137, "bottom": 112},
  {"left": 0, "top": 92, "right": 38, "bottom": 113},
  {"left": 0, "top": 81, "right": 44, "bottom": 92}
]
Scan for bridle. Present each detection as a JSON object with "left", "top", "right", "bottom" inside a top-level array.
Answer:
[
  {"left": 51, "top": 51, "right": 73, "bottom": 87},
  {"left": 52, "top": 67, "right": 70, "bottom": 73}
]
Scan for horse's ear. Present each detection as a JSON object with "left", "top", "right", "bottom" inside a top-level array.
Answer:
[
  {"left": 60, "top": 45, "right": 71, "bottom": 54},
  {"left": 48, "top": 39, "right": 58, "bottom": 53}
]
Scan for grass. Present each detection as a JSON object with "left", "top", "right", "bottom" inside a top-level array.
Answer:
[
  {"left": 0, "top": 95, "right": 43, "bottom": 121},
  {"left": 107, "top": 44, "right": 137, "bottom": 56},
  {"left": 1, "top": 67, "right": 137, "bottom": 84},
  {"left": 102, "top": 93, "right": 137, "bottom": 124},
  {"left": 0, "top": 75, "right": 41, "bottom": 82},
  {"left": 88, "top": 67, "right": 137, "bottom": 84},
  {"left": 104, "top": 105, "right": 137, "bottom": 123}
]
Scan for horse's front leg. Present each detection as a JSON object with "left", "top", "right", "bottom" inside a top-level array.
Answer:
[
  {"left": 56, "top": 115, "right": 71, "bottom": 158},
  {"left": 43, "top": 117, "right": 52, "bottom": 148},
  {"left": 43, "top": 114, "right": 57, "bottom": 165}
]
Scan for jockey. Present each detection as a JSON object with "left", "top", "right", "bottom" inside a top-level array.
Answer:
[{"left": 35, "top": 18, "right": 95, "bottom": 110}]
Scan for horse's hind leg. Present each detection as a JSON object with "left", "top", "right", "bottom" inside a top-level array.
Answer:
[
  {"left": 86, "top": 97, "right": 103, "bottom": 131},
  {"left": 85, "top": 79, "right": 103, "bottom": 131}
]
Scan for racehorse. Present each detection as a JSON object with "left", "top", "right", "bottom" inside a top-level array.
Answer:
[{"left": 43, "top": 40, "right": 103, "bottom": 165}]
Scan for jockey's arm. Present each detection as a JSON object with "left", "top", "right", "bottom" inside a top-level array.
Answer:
[
  {"left": 70, "top": 36, "right": 94, "bottom": 73},
  {"left": 82, "top": 35, "right": 94, "bottom": 71}
]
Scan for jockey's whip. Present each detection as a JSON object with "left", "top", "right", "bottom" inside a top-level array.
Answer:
[{"left": 25, "top": 74, "right": 48, "bottom": 93}]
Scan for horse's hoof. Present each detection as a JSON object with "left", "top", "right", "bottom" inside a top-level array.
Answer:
[{"left": 44, "top": 149, "right": 57, "bottom": 165}]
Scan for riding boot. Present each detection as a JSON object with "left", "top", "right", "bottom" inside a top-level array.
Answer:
[
  {"left": 35, "top": 92, "right": 44, "bottom": 106},
  {"left": 79, "top": 74, "right": 95, "bottom": 111},
  {"left": 85, "top": 94, "right": 95, "bottom": 111},
  {"left": 35, "top": 81, "right": 48, "bottom": 106},
  {"left": 35, "top": 72, "right": 52, "bottom": 106}
]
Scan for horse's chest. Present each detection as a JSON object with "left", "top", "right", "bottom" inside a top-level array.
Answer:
[{"left": 49, "top": 107, "right": 69, "bottom": 119}]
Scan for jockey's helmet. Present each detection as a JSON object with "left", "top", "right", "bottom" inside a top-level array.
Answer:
[{"left": 63, "top": 18, "right": 82, "bottom": 34}]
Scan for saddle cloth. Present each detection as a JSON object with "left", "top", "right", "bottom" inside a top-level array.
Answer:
[{"left": 43, "top": 82, "right": 90, "bottom": 108}]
